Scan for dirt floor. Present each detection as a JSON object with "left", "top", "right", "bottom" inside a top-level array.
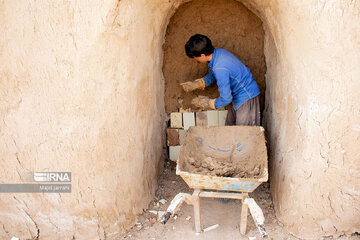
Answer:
[{"left": 120, "top": 161, "right": 359, "bottom": 240}]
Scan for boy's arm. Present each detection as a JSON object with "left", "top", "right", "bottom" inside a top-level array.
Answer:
[
  {"left": 213, "top": 68, "right": 233, "bottom": 109},
  {"left": 203, "top": 71, "right": 216, "bottom": 87}
]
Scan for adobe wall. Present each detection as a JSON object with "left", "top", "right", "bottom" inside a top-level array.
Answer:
[
  {"left": 0, "top": 0, "right": 170, "bottom": 239},
  {"left": 242, "top": 0, "right": 360, "bottom": 238}
]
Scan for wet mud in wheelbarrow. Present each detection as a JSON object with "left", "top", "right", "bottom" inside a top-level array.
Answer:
[{"left": 177, "top": 126, "right": 268, "bottom": 193}]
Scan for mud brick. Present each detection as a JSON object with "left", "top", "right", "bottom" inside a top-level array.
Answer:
[
  {"left": 218, "top": 110, "right": 228, "bottom": 126},
  {"left": 166, "top": 128, "right": 179, "bottom": 146},
  {"left": 170, "top": 112, "right": 183, "bottom": 128},
  {"left": 207, "top": 110, "right": 219, "bottom": 126},
  {"left": 169, "top": 145, "right": 181, "bottom": 161},
  {"left": 183, "top": 112, "right": 195, "bottom": 130},
  {"left": 179, "top": 129, "right": 187, "bottom": 145},
  {"left": 195, "top": 111, "right": 207, "bottom": 126}
]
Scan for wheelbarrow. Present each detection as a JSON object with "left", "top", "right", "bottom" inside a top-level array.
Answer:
[{"left": 161, "top": 126, "right": 269, "bottom": 237}]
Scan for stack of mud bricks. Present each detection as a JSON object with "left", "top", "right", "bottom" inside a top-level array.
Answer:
[{"left": 167, "top": 110, "right": 228, "bottom": 161}]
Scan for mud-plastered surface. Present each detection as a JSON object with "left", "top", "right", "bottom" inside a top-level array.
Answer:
[
  {"left": 163, "top": 0, "right": 266, "bottom": 113},
  {"left": 178, "top": 126, "right": 267, "bottom": 178}
]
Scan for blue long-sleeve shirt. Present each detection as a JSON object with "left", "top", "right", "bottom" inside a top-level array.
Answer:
[{"left": 203, "top": 48, "right": 260, "bottom": 110}]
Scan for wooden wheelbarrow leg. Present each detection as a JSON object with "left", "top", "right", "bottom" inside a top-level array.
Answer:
[
  {"left": 240, "top": 196, "right": 249, "bottom": 235},
  {"left": 193, "top": 189, "right": 202, "bottom": 233}
]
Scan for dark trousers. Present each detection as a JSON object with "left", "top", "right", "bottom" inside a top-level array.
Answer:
[{"left": 225, "top": 95, "right": 261, "bottom": 126}]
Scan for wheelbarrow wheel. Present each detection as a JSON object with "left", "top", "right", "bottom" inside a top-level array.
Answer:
[
  {"left": 218, "top": 190, "right": 230, "bottom": 203},
  {"left": 219, "top": 198, "right": 229, "bottom": 203}
]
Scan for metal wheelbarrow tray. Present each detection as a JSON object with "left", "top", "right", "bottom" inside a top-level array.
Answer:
[
  {"left": 177, "top": 126, "right": 268, "bottom": 193},
  {"left": 161, "top": 126, "right": 269, "bottom": 237}
]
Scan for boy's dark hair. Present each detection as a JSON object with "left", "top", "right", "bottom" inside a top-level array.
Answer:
[{"left": 185, "top": 34, "right": 214, "bottom": 58}]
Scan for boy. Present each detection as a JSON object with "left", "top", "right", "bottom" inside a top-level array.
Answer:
[{"left": 181, "top": 34, "right": 261, "bottom": 126}]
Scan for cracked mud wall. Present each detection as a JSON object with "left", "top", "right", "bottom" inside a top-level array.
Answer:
[
  {"left": 0, "top": 0, "right": 172, "bottom": 239},
  {"left": 241, "top": 0, "right": 360, "bottom": 238}
]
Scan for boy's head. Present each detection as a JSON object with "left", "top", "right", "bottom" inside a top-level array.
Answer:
[{"left": 185, "top": 34, "right": 214, "bottom": 61}]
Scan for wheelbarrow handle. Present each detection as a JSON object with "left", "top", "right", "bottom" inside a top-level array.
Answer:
[
  {"left": 160, "top": 193, "right": 192, "bottom": 224},
  {"left": 160, "top": 212, "right": 172, "bottom": 224}
]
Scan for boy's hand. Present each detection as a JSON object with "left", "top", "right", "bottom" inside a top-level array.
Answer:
[{"left": 180, "top": 78, "right": 205, "bottom": 92}]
